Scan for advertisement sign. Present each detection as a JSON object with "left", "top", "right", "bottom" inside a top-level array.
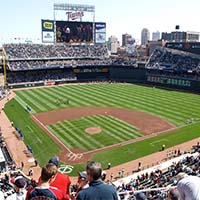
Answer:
[
  {"left": 95, "top": 22, "right": 106, "bottom": 33},
  {"left": 95, "top": 22, "right": 106, "bottom": 44},
  {"left": 42, "top": 20, "right": 54, "bottom": 43},
  {"left": 95, "top": 32, "right": 106, "bottom": 44},
  {"left": 42, "top": 31, "right": 54, "bottom": 43},
  {"left": 66, "top": 11, "right": 84, "bottom": 20},
  {"left": 42, "top": 20, "right": 54, "bottom": 31},
  {"left": 126, "top": 38, "right": 136, "bottom": 54}
]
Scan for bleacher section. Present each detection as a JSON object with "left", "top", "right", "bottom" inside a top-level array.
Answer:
[
  {"left": 146, "top": 47, "right": 200, "bottom": 75},
  {"left": 3, "top": 43, "right": 111, "bottom": 71},
  {"left": 113, "top": 145, "right": 200, "bottom": 199}
]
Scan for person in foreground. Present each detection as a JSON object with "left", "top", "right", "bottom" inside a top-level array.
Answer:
[
  {"left": 26, "top": 163, "right": 68, "bottom": 200},
  {"left": 6, "top": 176, "right": 27, "bottom": 200},
  {"left": 76, "top": 161, "right": 118, "bottom": 200},
  {"left": 48, "top": 156, "right": 71, "bottom": 198},
  {"left": 176, "top": 172, "right": 200, "bottom": 200}
]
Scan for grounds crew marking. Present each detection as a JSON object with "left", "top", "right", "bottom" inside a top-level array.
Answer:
[{"left": 58, "top": 164, "right": 74, "bottom": 174}]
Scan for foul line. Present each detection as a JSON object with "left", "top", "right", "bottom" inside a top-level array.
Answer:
[
  {"left": 82, "top": 126, "right": 177, "bottom": 155},
  {"left": 31, "top": 115, "right": 73, "bottom": 154}
]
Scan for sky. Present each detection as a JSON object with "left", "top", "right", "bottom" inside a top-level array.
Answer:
[{"left": 0, "top": 0, "right": 199, "bottom": 45}]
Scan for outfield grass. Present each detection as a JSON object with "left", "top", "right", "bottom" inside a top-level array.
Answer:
[{"left": 4, "top": 83, "right": 200, "bottom": 175}]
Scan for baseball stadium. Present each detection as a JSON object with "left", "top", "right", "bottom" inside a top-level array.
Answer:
[{"left": 0, "top": 3, "right": 200, "bottom": 200}]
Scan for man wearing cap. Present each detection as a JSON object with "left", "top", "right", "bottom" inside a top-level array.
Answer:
[
  {"left": 76, "top": 161, "right": 118, "bottom": 200},
  {"left": 176, "top": 172, "right": 200, "bottom": 200},
  {"left": 6, "top": 176, "right": 27, "bottom": 200},
  {"left": 48, "top": 156, "right": 71, "bottom": 198},
  {"left": 71, "top": 172, "right": 89, "bottom": 200},
  {"left": 77, "top": 172, "right": 89, "bottom": 190}
]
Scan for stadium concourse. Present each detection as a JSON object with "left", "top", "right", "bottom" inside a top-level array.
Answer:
[{"left": 0, "top": 87, "right": 200, "bottom": 186}]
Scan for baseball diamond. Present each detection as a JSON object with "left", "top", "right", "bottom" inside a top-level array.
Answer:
[{"left": 4, "top": 83, "right": 200, "bottom": 174}]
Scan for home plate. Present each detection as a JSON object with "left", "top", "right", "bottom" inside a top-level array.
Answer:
[{"left": 28, "top": 158, "right": 35, "bottom": 162}]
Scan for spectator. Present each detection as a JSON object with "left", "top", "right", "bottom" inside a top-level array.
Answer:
[
  {"left": 176, "top": 172, "right": 200, "bottom": 200},
  {"left": 71, "top": 171, "right": 89, "bottom": 200},
  {"left": 135, "top": 192, "right": 147, "bottom": 200},
  {"left": 6, "top": 176, "right": 27, "bottom": 200},
  {"left": 26, "top": 163, "right": 67, "bottom": 200},
  {"left": 48, "top": 156, "right": 71, "bottom": 198},
  {"left": 76, "top": 161, "right": 118, "bottom": 200},
  {"left": 167, "top": 188, "right": 181, "bottom": 200}
]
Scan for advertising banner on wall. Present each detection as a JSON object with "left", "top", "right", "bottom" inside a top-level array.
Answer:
[
  {"left": 95, "top": 33, "right": 106, "bottom": 44},
  {"left": 41, "top": 20, "right": 55, "bottom": 43},
  {"left": 95, "top": 22, "right": 106, "bottom": 33},
  {"left": 95, "top": 22, "right": 106, "bottom": 44},
  {"left": 42, "top": 32, "right": 54, "bottom": 43}
]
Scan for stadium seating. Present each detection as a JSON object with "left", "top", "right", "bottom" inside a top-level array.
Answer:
[
  {"left": 4, "top": 43, "right": 107, "bottom": 59},
  {"left": 112, "top": 145, "right": 200, "bottom": 199},
  {"left": 0, "top": 118, "right": 200, "bottom": 200},
  {"left": 146, "top": 47, "right": 200, "bottom": 76},
  {"left": 3, "top": 43, "right": 139, "bottom": 72}
]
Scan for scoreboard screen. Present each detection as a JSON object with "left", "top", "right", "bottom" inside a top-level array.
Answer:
[{"left": 56, "top": 21, "right": 93, "bottom": 43}]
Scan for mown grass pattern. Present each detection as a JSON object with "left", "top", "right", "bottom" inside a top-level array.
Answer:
[
  {"left": 4, "top": 83, "right": 200, "bottom": 174},
  {"left": 48, "top": 115, "right": 142, "bottom": 150}
]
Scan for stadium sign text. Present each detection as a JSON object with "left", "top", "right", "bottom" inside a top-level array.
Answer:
[
  {"left": 66, "top": 11, "right": 84, "bottom": 20},
  {"left": 43, "top": 22, "right": 53, "bottom": 30}
]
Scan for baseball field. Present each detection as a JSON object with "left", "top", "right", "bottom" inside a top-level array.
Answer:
[{"left": 4, "top": 83, "right": 200, "bottom": 175}]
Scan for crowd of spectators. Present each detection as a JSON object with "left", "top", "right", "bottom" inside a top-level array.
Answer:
[
  {"left": 3, "top": 43, "right": 109, "bottom": 60},
  {"left": 8, "top": 59, "right": 113, "bottom": 71},
  {"left": 0, "top": 123, "right": 200, "bottom": 200},
  {"left": 7, "top": 58, "right": 138, "bottom": 71},
  {"left": 3, "top": 43, "right": 112, "bottom": 71},
  {"left": 3, "top": 43, "right": 140, "bottom": 72},
  {"left": 112, "top": 58, "right": 137, "bottom": 66},
  {"left": 114, "top": 144, "right": 200, "bottom": 199},
  {"left": 146, "top": 47, "right": 200, "bottom": 75},
  {"left": 0, "top": 86, "right": 8, "bottom": 100},
  {"left": 7, "top": 70, "right": 77, "bottom": 84}
]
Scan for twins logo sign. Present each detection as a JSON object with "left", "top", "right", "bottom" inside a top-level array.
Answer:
[{"left": 58, "top": 164, "right": 74, "bottom": 174}]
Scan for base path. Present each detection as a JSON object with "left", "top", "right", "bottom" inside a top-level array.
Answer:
[{"left": 35, "top": 107, "right": 176, "bottom": 135}]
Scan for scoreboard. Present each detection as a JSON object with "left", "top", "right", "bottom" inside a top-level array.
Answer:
[{"left": 56, "top": 21, "right": 93, "bottom": 43}]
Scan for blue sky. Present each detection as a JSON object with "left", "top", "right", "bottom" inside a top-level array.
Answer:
[{"left": 0, "top": 0, "right": 199, "bottom": 45}]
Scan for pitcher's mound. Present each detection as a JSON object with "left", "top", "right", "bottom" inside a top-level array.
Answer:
[{"left": 85, "top": 127, "right": 102, "bottom": 135}]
